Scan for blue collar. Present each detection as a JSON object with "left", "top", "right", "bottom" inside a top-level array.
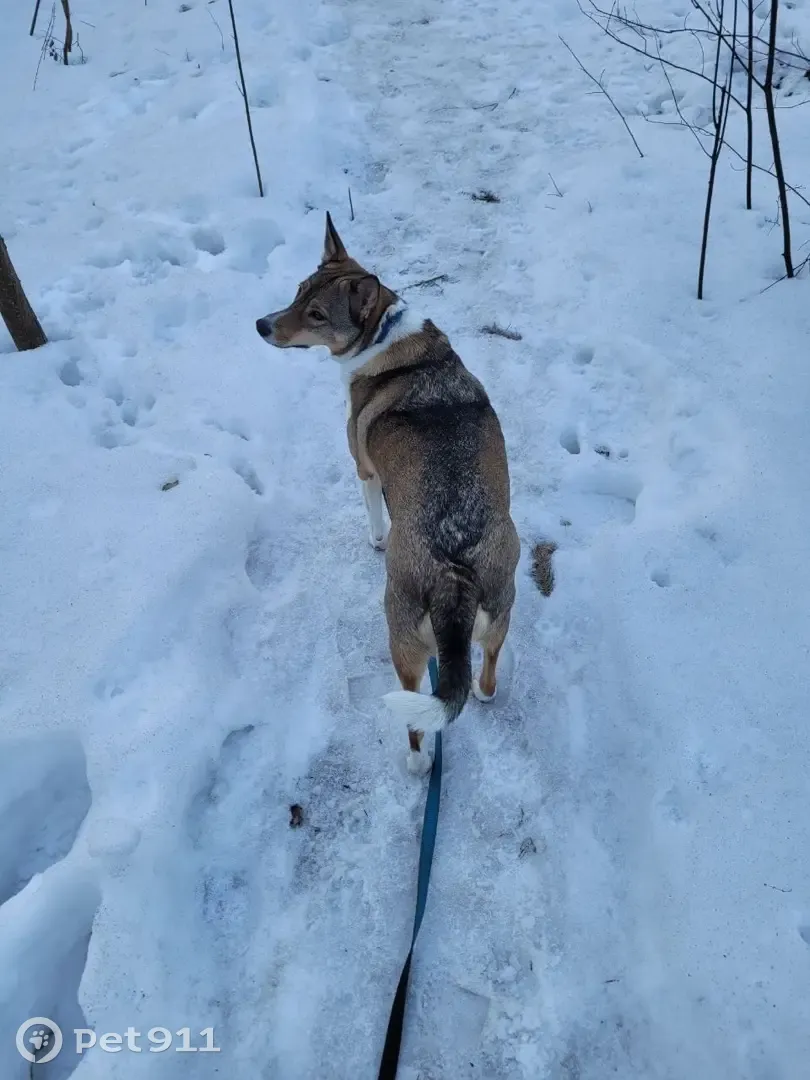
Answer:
[{"left": 374, "top": 305, "right": 405, "bottom": 346}]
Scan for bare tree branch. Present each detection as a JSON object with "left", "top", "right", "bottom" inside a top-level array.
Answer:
[
  {"left": 226, "top": 0, "right": 264, "bottom": 197},
  {"left": 559, "top": 35, "right": 644, "bottom": 157},
  {"left": 580, "top": 0, "right": 805, "bottom": 294},
  {"left": 577, "top": 0, "right": 749, "bottom": 111}
]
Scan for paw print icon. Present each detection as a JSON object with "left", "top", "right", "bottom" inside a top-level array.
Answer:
[{"left": 16, "top": 1018, "right": 63, "bottom": 1064}]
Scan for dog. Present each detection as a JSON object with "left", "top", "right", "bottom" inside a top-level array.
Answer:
[{"left": 256, "top": 213, "right": 520, "bottom": 773}]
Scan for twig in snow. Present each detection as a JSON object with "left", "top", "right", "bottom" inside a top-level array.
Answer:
[
  {"left": 348, "top": 186, "right": 355, "bottom": 222},
  {"left": 472, "top": 87, "right": 517, "bottom": 110},
  {"left": 558, "top": 35, "right": 644, "bottom": 158},
  {"left": 654, "top": 44, "right": 710, "bottom": 157},
  {"left": 548, "top": 173, "right": 564, "bottom": 197},
  {"left": 207, "top": 6, "right": 225, "bottom": 49},
  {"left": 480, "top": 322, "right": 523, "bottom": 341},
  {"left": 728, "top": 146, "right": 810, "bottom": 211},
  {"left": 758, "top": 252, "right": 809, "bottom": 293},
  {"left": 400, "top": 273, "right": 449, "bottom": 291},
  {"left": 226, "top": 0, "right": 264, "bottom": 197},
  {"left": 33, "top": 3, "right": 56, "bottom": 90}
]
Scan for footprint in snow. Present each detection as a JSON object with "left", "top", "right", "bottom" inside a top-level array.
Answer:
[
  {"left": 247, "top": 76, "right": 280, "bottom": 109},
  {"left": 191, "top": 224, "right": 226, "bottom": 257},
  {"left": 559, "top": 425, "right": 581, "bottom": 455},
  {"left": 696, "top": 525, "right": 742, "bottom": 567},
  {"left": 558, "top": 461, "right": 644, "bottom": 531},
  {"left": 186, "top": 724, "right": 256, "bottom": 847},
  {"left": 204, "top": 415, "right": 251, "bottom": 441},
  {"left": 59, "top": 357, "right": 84, "bottom": 388},
  {"left": 231, "top": 456, "right": 264, "bottom": 495},
  {"left": 95, "top": 425, "right": 133, "bottom": 450},
  {"left": 93, "top": 384, "right": 157, "bottom": 447},
  {"left": 227, "top": 219, "right": 284, "bottom": 275},
  {"left": 186, "top": 726, "right": 261, "bottom": 958},
  {"left": 177, "top": 98, "right": 217, "bottom": 122}
]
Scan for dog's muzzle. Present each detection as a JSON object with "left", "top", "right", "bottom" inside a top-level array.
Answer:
[{"left": 256, "top": 315, "right": 276, "bottom": 341}]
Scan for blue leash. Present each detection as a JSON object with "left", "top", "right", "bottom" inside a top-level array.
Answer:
[{"left": 377, "top": 656, "right": 443, "bottom": 1080}]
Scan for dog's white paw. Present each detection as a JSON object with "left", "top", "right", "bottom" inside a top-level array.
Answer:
[
  {"left": 407, "top": 748, "right": 433, "bottom": 776},
  {"left": 368, "top": 530, "right": 388, "bottom": 551},
  {"left": 473, "top": 678, "right": 497, "bottom": 703}
]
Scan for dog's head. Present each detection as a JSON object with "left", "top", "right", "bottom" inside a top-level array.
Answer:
[{"left": 256, "top": 213, "right": 393, "bottom": 356}]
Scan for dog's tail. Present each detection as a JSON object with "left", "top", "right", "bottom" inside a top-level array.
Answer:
[{"left": 383, "top": 565, "right": 477, "bottom": 733}]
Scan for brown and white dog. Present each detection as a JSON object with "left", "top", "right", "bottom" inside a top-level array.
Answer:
[{"left": 256, "top": 214, "right": 520, "bottom": 773}]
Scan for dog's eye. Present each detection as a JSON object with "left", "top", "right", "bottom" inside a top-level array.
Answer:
[{"left": 307, "top": 309, "right": 326, "bottom": 323}]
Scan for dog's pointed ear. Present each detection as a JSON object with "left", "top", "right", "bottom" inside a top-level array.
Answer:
[
  {"left": 322, "top": 211, "right": 348, "bottom": 264},
  {"left": 348, "top": 275, "right": 381, "bottom": 325}
]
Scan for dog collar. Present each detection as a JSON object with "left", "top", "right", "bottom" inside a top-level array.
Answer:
[{"left": 373, "top": 304, "right": 406, "bottom": 346}]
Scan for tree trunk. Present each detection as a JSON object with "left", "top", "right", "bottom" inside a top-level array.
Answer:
[
  {"left": 0, "top": 236, "right": 48, "bottom": 351},
  {"left": 762, "top": 0, "right": 794, "bottom": 278},
  {"left": 60, "top": 0, "right": 73, "bottom": 65}
]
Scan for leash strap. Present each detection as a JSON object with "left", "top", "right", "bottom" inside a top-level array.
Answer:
[{"left": 377, "top": 656, "right": 443, "bottom": 1080}]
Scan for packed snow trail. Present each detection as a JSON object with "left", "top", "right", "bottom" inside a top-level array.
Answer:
[{"left": 1, "top": 0, "right": 809, "bottom": 1077}]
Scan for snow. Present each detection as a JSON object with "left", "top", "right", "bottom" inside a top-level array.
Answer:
[{"left": 1, "top": 0, "right": 809, "bottom": 1076}]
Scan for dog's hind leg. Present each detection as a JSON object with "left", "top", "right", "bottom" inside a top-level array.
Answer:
[
  {"left": 359, "top": 474, "right": 388, "bottom": 551},
  {"left": 389, "top": 635, "right": 432, "bottom": 775},
  {"left": 474, "top": 611, "right": 510, "bottom": 702}
]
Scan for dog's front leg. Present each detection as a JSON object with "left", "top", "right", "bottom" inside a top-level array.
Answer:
[
  {"left": 359, "top": 472, "right": 388, "bottom": 551},
  {"left": 350, "top": 401, "right": 388, "bottom": 551}
]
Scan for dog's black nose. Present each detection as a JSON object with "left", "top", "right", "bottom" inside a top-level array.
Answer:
[{"left": 256, "top": 317, "right": 271, "bottom": 337}]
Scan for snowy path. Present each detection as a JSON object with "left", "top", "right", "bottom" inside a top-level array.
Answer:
[{"left": 1, "top": 0, "right": 809, "bottom": 1077}]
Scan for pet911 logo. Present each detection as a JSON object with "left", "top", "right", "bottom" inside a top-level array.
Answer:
[{"left": 15, "top": 1017, "right": 221, "bottom": 1062}]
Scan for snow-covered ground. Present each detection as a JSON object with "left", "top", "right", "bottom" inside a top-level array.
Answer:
[{"left": 1, "top": 0, "right": 809, "bottom": 1076}]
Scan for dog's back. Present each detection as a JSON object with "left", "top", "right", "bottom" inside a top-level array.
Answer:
[{"left": 353, "top": 320, "right": 520, "bottom": 732}]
